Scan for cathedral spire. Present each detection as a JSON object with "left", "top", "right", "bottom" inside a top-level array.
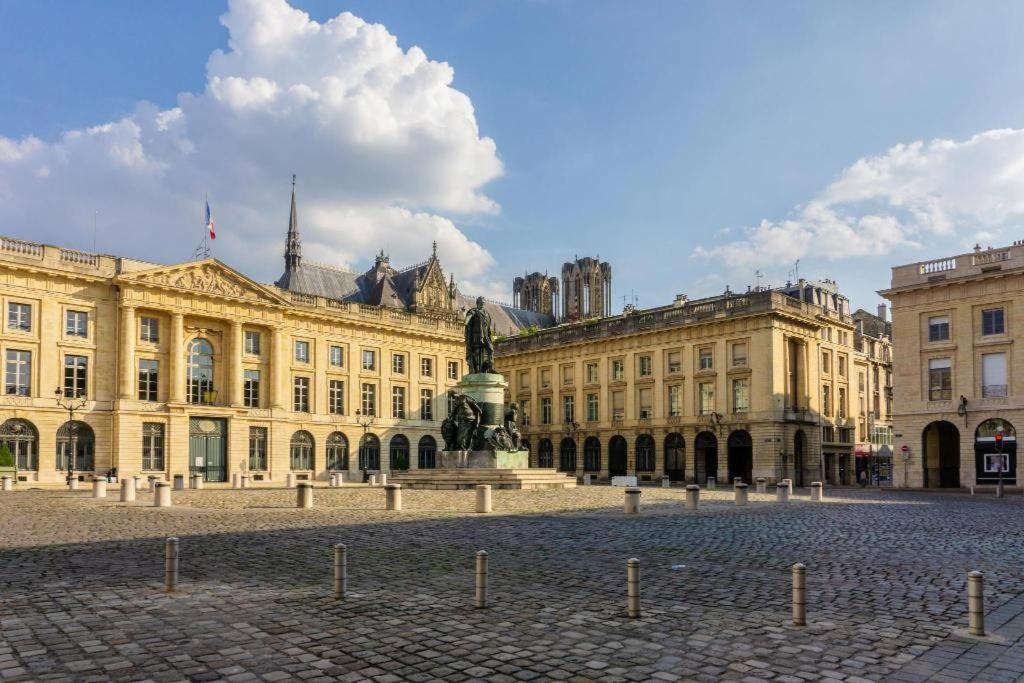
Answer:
[{"left": 284, "top": 174, "right": 302, "bottom": 271}]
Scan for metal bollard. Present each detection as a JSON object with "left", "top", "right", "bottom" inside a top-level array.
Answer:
[
  {"left": 996, "top": 479, "right": 1004, "bottom": 498},
  {"left": 685, "top": 484, "right": 700, "bottom": 510},
  {"left": 333, "top": 544, "right": 347, "bottom": 599},
  {"left": 776, "top": 483, "right": 789, "bottom": 504},
  {"left": 385, "top": 483, "right": 402, "bottom": 511},
  {"left": 68, "top": 477, "right": 79, "bottom": 491},
  {"left": 735, "top": 482, "right": 748, "bottom": 506},
  {"left": 627, "top": 558, "right": 640, "bottom": 618},
  {"left": 792, "top": 563, "right": 806, "bottom": 626},
  {"left": 661, "top": 476, "right": 670, "bottom": 489},
  {"left": 165, "top": 537, "right": 179, "bottom": 593},
  {"left": 756, "top": 477, "right": 767, "bottom": 493},
  {"left": 707, "top": 476, "right": 716, "bottom": 490},
  {"left": 286, "top": 473, "right": 296, "bottom": 489},
  {"left": 475, "top": 550, "right": 488, "bottom": 609},
  {"left": 296, "top": 482, "right": 313, "bottom": 509},
  {"left": 93, "top": 478, "right": 107, "bottom": 498},
  {"left": 968, "top": 571, "right": 985, "bottom": 636},
  {"left": 173, "top": 474, "right": 184, "bottom": 491},
  {"left": 120, "top": 477, "right": 136, "bottom": 502},
  {"left": 154, "top": 482, "right": 171, "bottom": 507},
  {"left": 2, "top": 476, "right": 12, "bottom": 491},
  {"left": 240, "top": 474, "right": 249, "bottom": 489},
  {"left": 476, "top": 484, "right": 492, "bottom": 513},
  {"left": 810, "top": 482, "right": 823, "bottom": 501},
  {"left": 624, "top": 487, "right": 641, "bottom": 514}
]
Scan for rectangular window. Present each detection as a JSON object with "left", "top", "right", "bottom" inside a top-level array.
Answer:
[
  {"left": 563, "top": 395, "right": 575, "bottom": 424},
  {"left": 638, "top": 355, "right": 652, "bottom": 377},
  {"left": 822, "top": 426, "right": 835, "bottom": 443},
  {"left": 244, "top": 330, "right": 260, "bottom": 355},
  {"left": 732, "top": 378, "right": 749, "bottom": 413},
  {"left": 421, "top": 357, "right": 433, "bottom": 377},
  {"left": 928, "top": 358, "right": 952, "bottom": 401},
  {"left": 638, "top": 388, "right": 652, "bottom": 419},
  {"left": 858, "top": 372, "right": 866, "bottom": 393},
  {"left": 329, "top": 345, "right": 344, "bottom": 367},
  {"left": 982, "top": 308, "right": 1005, "bottom": 336},
  {"left": 982, "top": 353, "right": 1008, "bottom": 398},
  {"left": 732, "top": 343, "right": 747, "bottom": 367},
  {"left": 140, "top": 316, "right": 160, "bottom": 343},
  {"left": 586, "top": 393, "right": 599, "bottom": 421},
  {"left": 7, "top": 303, "right": 30, "bottom": 332},
  {"left": 822, "top": 351, "right": 831, "bottom": 374},
  {"left": 837, "top": 387, "right": 847, "bottom": 418},
  {"left": 65, "top": 310, "right": 88, "bottom": 338},
  {"left": 142, "top": 423, "right": 165, "bottom": 471},
  {"left": 421, "top": 389, "right": 434, "bottom": 420},
  {"left": 392, "top": 386, "right": 406, "bottom": 419},
  {"left": 611, "top": 359, "right": 624, "bottom": 381},
  {"left": 562, "top": 365, "right": 574, "bottom": 385},
  {"left": 984, "top": 453, "right": 1010, "bottom": 473},
  {"left": 244, "top": 369, "right": 260, "bottom": 408},
  {"left": 586, "top": 362, "right": 599, "bottom": 383},
  {"left": 668, "top": 385, "right": 682, "bottom": 417},
  {"left": 138, "top": 359, "right": 158, "bottom": 402},
  {"left": 699, "top": 348, "right": 713, "bottom": 370},
  {"left": 248, "top": 427, "right": 267, "bottom": 470},
  {"left": 541, "top": 397, "right": 552, "bottom": 425},
  {"left": 823, "top": 384, "right": 832, "bottom": 417},
  {"left": 540, "top": 367, "right": 551, "bottom": 387},
  {"left": 392, "top": 353, "right": 405, "bottom": 374},
  {"left": 5, "top": 350, "right": 30, "bottom": 396},
  {"left": 294, "top": 340, "right": 310, "bottom": 363},
  {"left": 447, "top": 361, "right": 459, "bottom": 380},
  {"left": 612, "top": 390, "right": 625, "bottom": 419},
  {"left": 329, "top": 379, "right": 345, "bottom": 414},
  {"left": 667, "top": 352, "right": 681, "bottom": 374},
  {"left": 362, "top": 350, "right": 376, "bottom": 371},
  {"left": 838, "top": 355, "right": 847, "bottom": 377},
  {"left": 63, "top": 355, "right": 87, "bottom": 397},
  {"left": 293, "top": 376, "right": 310, "bottom": 412},
  {"left": 518, "top": 370, "right": 530, "bottom": 390},
  {"left": 928, "top": 315, "right": 950, "bottom": 342},
  {"left": 699, "top": 382, "right": 714, "bottom": 414},
  {"left": 361, "top": 383, "right": 376, "bottom": 416},
  {"left": 520, "top": 398, "right": 531, "bottom": 426}
]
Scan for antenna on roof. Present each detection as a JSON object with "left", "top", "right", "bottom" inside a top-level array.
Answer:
[{"left": 755, "top": 269, "right": 763, "bottom": 290}]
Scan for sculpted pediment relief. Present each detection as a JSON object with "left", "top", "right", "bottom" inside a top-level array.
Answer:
[{"left": 119, "top": 261, "right": 287, "bottom": 305}]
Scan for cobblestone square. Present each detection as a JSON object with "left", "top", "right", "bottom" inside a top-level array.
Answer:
[{"left": 1, "top": 485, "right": 1022, "bottom": 682}]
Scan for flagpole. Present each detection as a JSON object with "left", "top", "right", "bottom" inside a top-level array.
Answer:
[{"left": 203, "top": 193, "right": 209, "bottom": 258}]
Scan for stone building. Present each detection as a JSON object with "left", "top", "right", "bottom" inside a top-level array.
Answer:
[
  {"left": 495, "top": 279, "right": 891, "bottom": 485},
  {"left": 881, "top": 243, "right": 1023, "bottom": 489}
]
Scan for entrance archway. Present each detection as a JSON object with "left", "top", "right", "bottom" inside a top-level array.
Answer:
[
  {"left": 559, "top": 438, "right": 577, "bottom": 472},
  {"left": 609, "top": 435, "right": 627, "bottom": 477},
  {"left": 56, "top": 421, "right": 94, "bottom": 473},
  {"left": 922, "top": 421, "right": 960, "bottom": 488},
  {"left": 635, "top": 434, "right": 655, "bottom": 473},
  {"left": 975, "top": 418, "right": 1017, "bottom": 485},
  {"left": 417, "top": 436, "right": 437, "bottom": 469},
  {"left": 538, "top": 439, "right": 553, "bottom": 468},
  {"left": 664, "top": 433, "right": 685, "bottom": 481},
  {"left": 694, "top": 431, "right": 718, "bottom": 485},
  {"left": 390, "top": 434, "right": 410, "bottom": 471},
  {"left": 727, "top": 430, "right": 753, "bottom": 484},
  {"left": 359, "top": 434, "right": 381, "bottom": 471},
  {"left": 0, "top": 419, "right": 37, "bottom": 471},
  {"left": 584, "top": 437, "right": 601, "bottom": 473},
  {"left": 794, "top": 430, "right": 806, "bottom": 487}
]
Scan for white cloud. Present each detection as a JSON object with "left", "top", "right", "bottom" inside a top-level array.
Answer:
[
  {"left": 0, "top": 0, "right": 502, "bottom": 285},
  {"left": 696, "top": 128, "right": 1024, "bottom": 274}
]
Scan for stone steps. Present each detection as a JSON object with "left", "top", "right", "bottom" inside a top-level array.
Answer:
[{"left": 390, "top": 468, "right": 577, "bottom": 490}]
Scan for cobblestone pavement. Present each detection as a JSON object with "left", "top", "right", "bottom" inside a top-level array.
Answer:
[{"left": 1, "top": 484, "right": 1022, "bottom": 682}]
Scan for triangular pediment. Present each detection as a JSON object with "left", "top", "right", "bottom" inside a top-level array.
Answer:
[{"left": 117, "top": 259, "right": 289, "bottom": 306}]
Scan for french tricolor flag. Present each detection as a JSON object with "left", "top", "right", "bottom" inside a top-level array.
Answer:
[{"left": 205, "top": 200, "right": 216, "bottom": 240}]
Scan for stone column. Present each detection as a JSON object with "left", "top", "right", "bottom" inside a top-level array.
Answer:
[
  {"left": 229, "top": 321, "right": 244, "bottom": 407},
  {"left": 271, "top": 327, "right": 287, "bottom": 409},
  {"left": 119, "top": 304, "right": 136, "bottom": 399},
  {"left": 169, "top": 313, "right": 185, "bottom": 403}
]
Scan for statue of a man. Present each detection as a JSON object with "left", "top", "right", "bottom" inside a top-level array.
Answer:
[
  {"left": 504, "top": 402, "right": 522, "bottom": 451},
  {"left": 454, "top": 394, "right": 482, "bottom": 450},
  {"left": 465, "top": 296, "right": 494, "bottom": 374}
]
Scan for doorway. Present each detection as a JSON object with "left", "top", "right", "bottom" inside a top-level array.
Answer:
[{"left": 189, "top": 418, "right": 227, "bottom": 482}]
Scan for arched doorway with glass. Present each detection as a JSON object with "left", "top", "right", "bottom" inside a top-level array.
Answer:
[
  {"left": 793, "top": 430, "right": 806, "bottom": 487},
  {"left": 186, "top": 338, "right": 216, "bottom": 405},
  {"left": 56, "top": 420, "right": 94, "bottom": 474},
  {"left": 636, "top": 434, "right": 655, "bottom": 475},
  {"left": 726, "top": 430, "right": 753, "bottom": 484},
  {"left": 418, "top": 436, "right": 437, "bottom": 469},
  {"left": 0, "top": 418, "right": 37, "bottom": 473},
  {"left": 583, "top": 437, "right": 601, "bottom": 474},
  {"left": 559, "top": 438, "right": 577, "bottom": 473},
  {"left": 922, "top": 421, "right": 960, "bottom": 488},
  {"left": 359, "top": 434, "right": 381, "bottom": 471},
  {"left": 390, "top": 434, "right": 410, "bottom": 471},
  {"left": 975, "top": 418, "right": 1016, "bottom": 486},
  {"left": 326, "top": 432, "right": 348, "bottom": 472},
  {"left": 538, "top": 439, "right": 553, "bottom": 468},
  {"left": 608, "top": 435, "right": 627, "bottom": 477},
  {"left": 290, "top": 430, "right": 315, "bottom": 473},
  {"left": 664, "top": 433, "right": 685, "bottom": 482},
  {"left": 694, "top": 431, "right": 718, "bottom": 485}
]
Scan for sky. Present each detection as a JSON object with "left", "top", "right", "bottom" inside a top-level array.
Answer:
[{"left": 2, "top": 0, "right": 1024, "bottom": 312}]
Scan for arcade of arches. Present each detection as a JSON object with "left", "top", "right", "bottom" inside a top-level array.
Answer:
[{"left": 917, "top": 418, "right": 1018, "bottom": 489}]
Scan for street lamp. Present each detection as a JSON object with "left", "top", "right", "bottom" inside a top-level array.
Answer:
[
  {"left": 355, "top": 408, "right": 375, "bottom": 478},
  {"left": 995, "top": 426, "right": 1005, "bottom": 499},
  {"left": 54, "top": 386, "right": 87, "bottom": 484}
]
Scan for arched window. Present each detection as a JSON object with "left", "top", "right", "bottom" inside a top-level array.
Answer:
[
  {"left": 559, "top": 438, "right": 577, "bottom": 472},
  {"left": 326, "top": 432, "right": 348, "bottom": 471},
  {"left": 56, "top": 420, "right": 94, "bottom": 472},
  {"left": 636, "top": 434, "right": 655, "bottom": 472},
  {"left": 290, "top": 430, "right": 314, "bottom": 471},
  {"left": 538, "top": 439, "right": 554, "bottom": 468},
  {"left": 418, "top": 436, "right": 437, "bottom": 469},
  {"left": 0, "top": 418, "right": 37, "bottom": 470},
  {"left": 664, "top": 433, "right": 685, "bottom": 481},
  {"left": 186, "top": 338, "right": 215, "bottom": 404},
  {"left": 584, "top": 437, "right": 601, "bottom": 472},
  {"left": 390, "top": 434, "right": 410, "bottom": 471},
  {"left": 359, "top": 434, "right": 381, "bottom": 470}
]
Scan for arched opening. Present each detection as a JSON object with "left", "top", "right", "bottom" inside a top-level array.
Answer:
[
  {"left": 290, "top": 430, "right": 314, "bottom": 471},
  {"left": 359, "top": 434, "right": 381, "bottom": 471},
  {"left": 694, "top": 431, "right": 718, "bottom": 485},
  {"left": 418, "top": 436, "right": 437, "bottom": 469},
  {"left": 975, "top": 418, "right": 1017, "bottom": 485},
  {"left": 326, "top": 432, "right": 348, "bottom": 471},
  {"left": 922, "top": 421, "right": 960, "bottom": 488},
  {"left": 727, "top": 430, "right": 753, "bottom": 484},
  {"left": 559, "top": 438, "right": 577, "bottom": 472},
  {"left": 609, "top": 435, "right": 627, "bottom": 477},
  {"left": 636, "top": 434, "right": 655, "bottom": 472},
  {"left": 793, "top": 430, "right": 806, "bottom": 487},
  {"left": 664, "top": 433, "right": 685, "bottom": 481},
  {"left": 583, "top": 436, "right": 601, "bottom": 472},
  {"left": 390, "top": 434, "right": 410, "bottom": 471},
  {"left": 56, "top": 420, "right": 94, "bottom": 473},
  {"left": 0, "top": 418, "right": 38, "bottom": 471},
  {"left": 186, "top": 338, "right": 215, "bottom": 404},
  {"left": 538, "top": 439, "right": 553, "bottom": 468}
]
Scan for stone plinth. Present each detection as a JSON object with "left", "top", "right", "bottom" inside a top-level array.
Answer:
[
  {"left": 390, "top": 468, "right": 576, "bottom": 490},
  {"left": 439, "top": 449, "right": 529, "bottom": 469},
  {"left": 460, "top": 372, "right": 508, "bottom": 427}
]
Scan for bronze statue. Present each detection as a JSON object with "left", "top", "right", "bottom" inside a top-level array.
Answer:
[
  {"left": 504, "top": 402, "right": 521, "bottom": 450},
  {"left": 443, "top": 392, "right": 482, "bottom": 450},
  {"left": 465, "top": 296, "right": 494, "bottom": 374},
  {"left": 440, "top": 394, "right": 459, "bottom": 451}
]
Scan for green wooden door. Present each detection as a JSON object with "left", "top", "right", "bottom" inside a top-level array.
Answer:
[{"left": 189, "top": 418, "right": 227, "bottom": 482}]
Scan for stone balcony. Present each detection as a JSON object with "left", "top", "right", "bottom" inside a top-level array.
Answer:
[{"left": 886, "top": 242, "right": 1024, "bottom": 292}]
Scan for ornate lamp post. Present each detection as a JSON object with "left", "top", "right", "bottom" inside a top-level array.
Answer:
[
  {"left": 995, "top": 426, "right": 1005, "bottom": 498},
  {"left": 355, "top": 408, "right": 375, "bottom": 477},
  {"left": 54, "top": 386, "right": 87, "bottom": 484}
]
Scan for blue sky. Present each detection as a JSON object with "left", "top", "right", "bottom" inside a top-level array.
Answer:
[{"left": 2, "top": 1, "right": 1024, "bottom": 311}]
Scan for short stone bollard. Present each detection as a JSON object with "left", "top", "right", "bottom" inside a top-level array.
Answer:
[
  {"left": 661, "top": 476, "right": 670, "bottom": 489},
  {"left": 154, "top": 481, "right": 171, "bottom": 507},
  {"left": 810, "top": 482, "right": 823, "bottom": 501},
  {"left": 735, "top": 482, "right": 749, "bottom": 506},
  {"left": 165, "top": 537, "right": 179, "bottom": 593},
  {"left": 147, "top": 475, "right": 157, "bottom": 491},
  {"left": 296, "top": 482, "right": 313, "bottom": 508},
  {"left": 583, "top": 473, "right": 592, "bottom": 486},
  {"left": 120, "top": 477, "right": 136, "bottom": 502},
  {"left": 232, "top": 472, "right": 241, "bottom": 489},
  {"left": 624, "top": 487, "right": 641, "bottom": 514},
  {"left": 191, "top": 474, "right": 203, "bottom": 490},
  {"left": 776, "top": 483, "right": 789, "bottom": 504},
  {"left": 68, "top": 477, "right": 79, "bottom": 491},
  {"left": 385, "top": 483, "right": 402, "bottom": 511},
  {"left": 1, "top": 476, "right": 12, "bottom": 491},
  {"left": 379, "top": 473, "right": 387, "bottom": 486},
  {"left": 784, "top": 478, "right": 793, "bottom": 495},
  {"left": 368, "top": 474, "right": 377, "bottom": 487},
  {"left": 968, "top": 570, "right": 985, "bottom": 636},
  {"left": 627, "top": 558, "right": 640, "bottom": 618},
  {"left": 93, "top": 478, "right": 107, "bottom": 498},
  {"left": 240, "top": 474, "right": 249, "bottom": 488},
  {"left": 792, "top": 563, "right": 806, "bottom": 626},
  {"left": 329, "top": 473, "right": 338, "bottom": 487},
  {"left": 173, "top": 474, "right": 185, "bottom": 491},
  {"left": 685, "top": 484, "right": 700, "bottom": 510},
  {"left": 734, "top": 477, "right": 743, "bottom": 487},
  {"left": 333, "top": 544, "right": 347, "bottom": 599},
  {"left": 475, "top": 550, "right": 488, "bottom": 609},
  {"left": 756, "top": 477, "right": 767, "bottom": 493},
  {"left": 476, "top": 484, "right": 492, "bottom": 513},
  {"left": 707, "top": 476, "right": 716, "bottom": 490},
  {"left": 133, "top": 475, "right": 142, "bottom": 492},
  {"left": 286, "top": 473, "right": 296, "bottom": 489}
]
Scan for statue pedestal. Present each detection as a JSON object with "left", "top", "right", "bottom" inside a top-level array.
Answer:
[
  {"left": 459, "top": 372, "right": 507, "bottom": 428},
  {"left": 439, "top": 449, "right": 529, "bottom": 469}
]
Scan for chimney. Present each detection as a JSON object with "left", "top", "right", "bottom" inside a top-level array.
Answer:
[{"left": 877, "top": 303, "right": 887, "bottom": 321}]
